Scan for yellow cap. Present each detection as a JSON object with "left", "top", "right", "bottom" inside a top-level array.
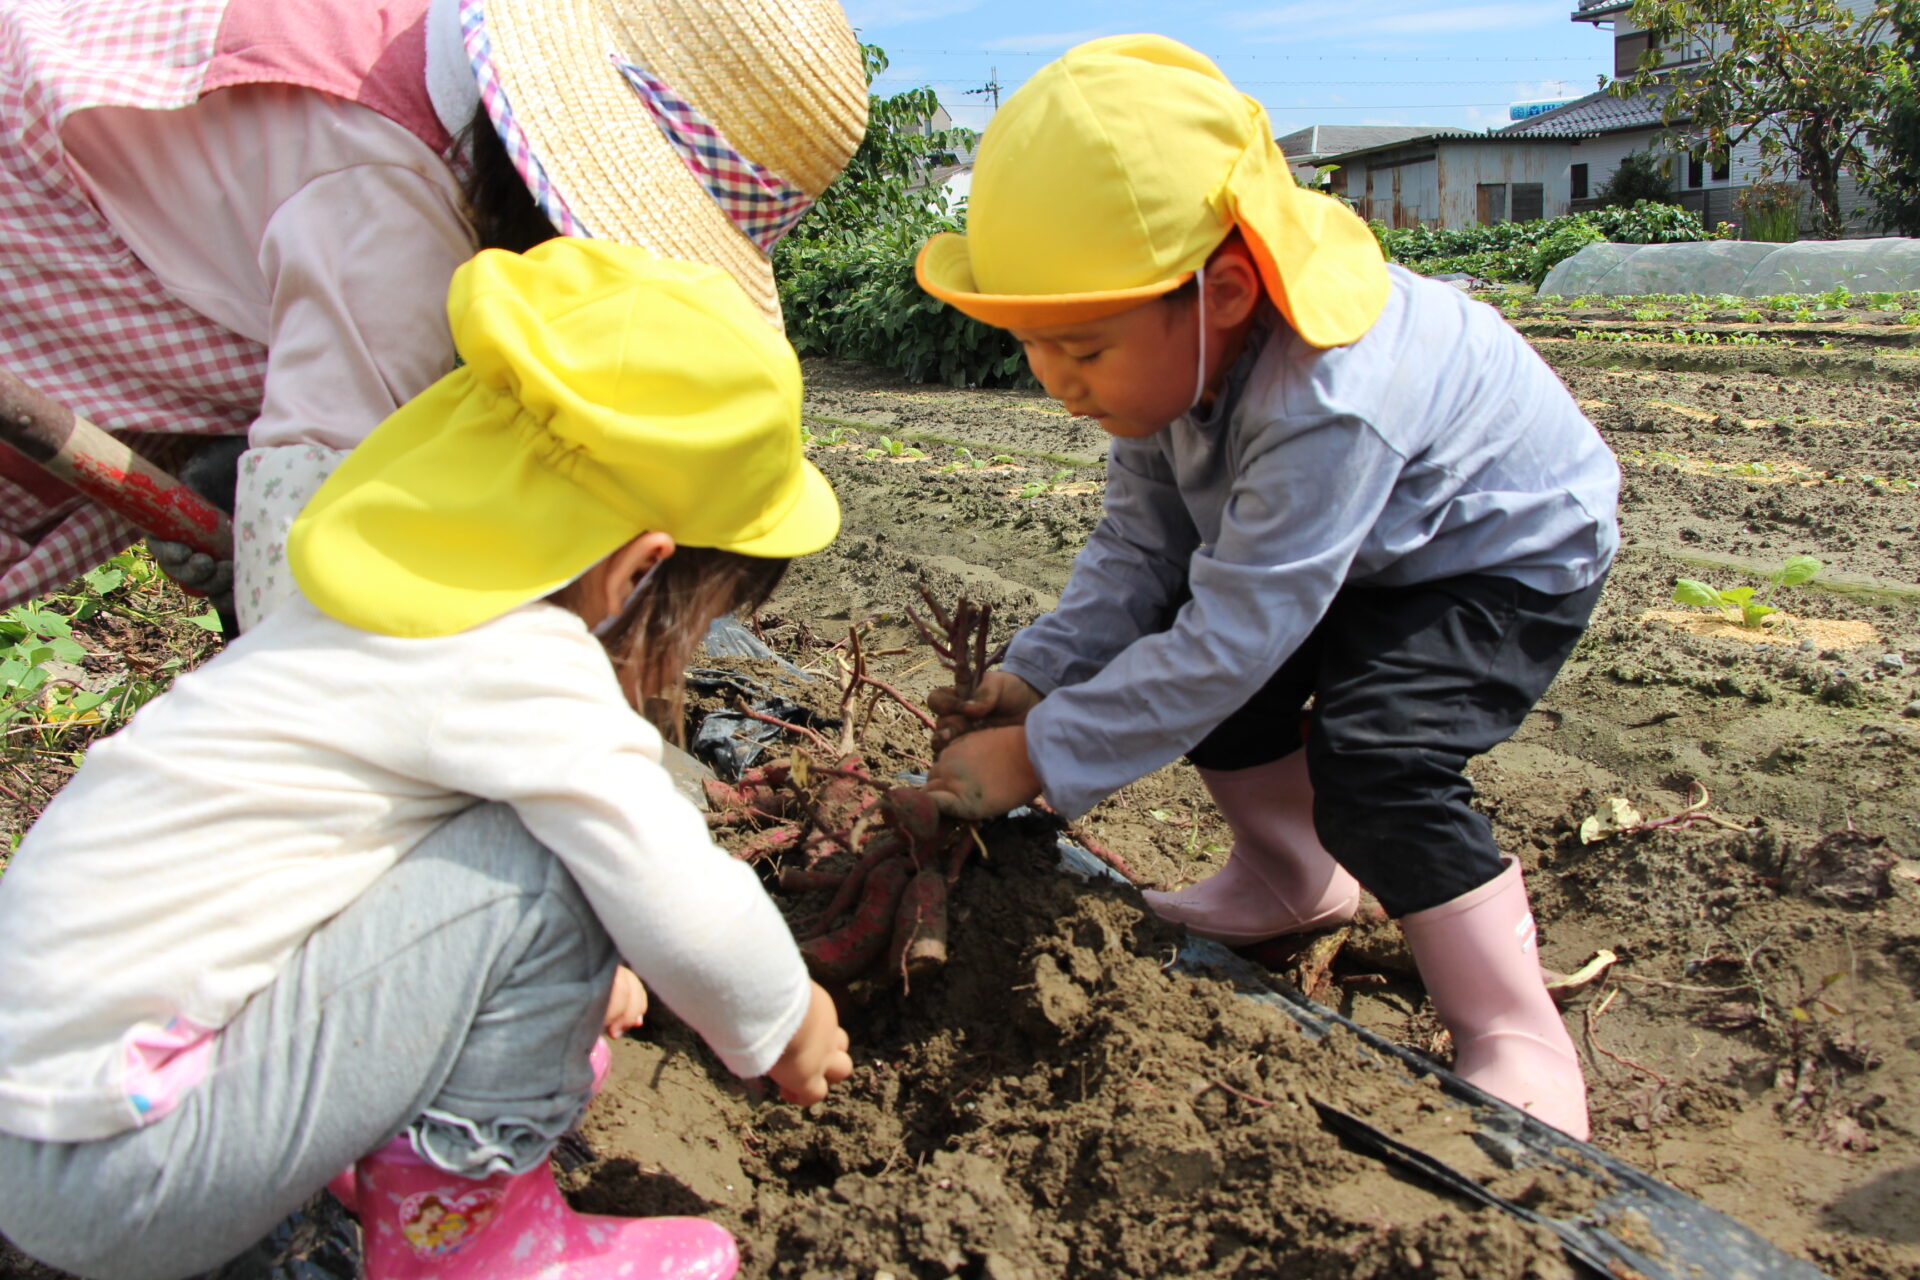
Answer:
[
  {"left": 915, "top": 34, "right": 1389, "bottom": 349},
  {"left": 290, "top": 239, "right": 839, "bottom": 638}
]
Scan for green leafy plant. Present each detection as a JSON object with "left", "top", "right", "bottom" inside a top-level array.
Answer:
[
  {"left": 2, "top": 550, "right": 219, "bottom": 755},
  {"left": 1735, "top": 179, "right": 1803, "bottom": 243},
  {"left": 1672, "top": 555, "right": 1825, "bottom": 628}
]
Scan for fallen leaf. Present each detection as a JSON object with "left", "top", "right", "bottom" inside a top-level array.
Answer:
[{"left": 1580, "top": 797, "right": 1645, "bottom": 845}]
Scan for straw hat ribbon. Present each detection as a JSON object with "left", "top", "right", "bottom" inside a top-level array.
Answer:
[
  {"left": 465, "top": 0, "right": 869, "bottom": 328},
  {"left": 916, "top": 35, "right": 1389, "bottom": 349},
  {"left": 289, "top": 240, "right": 839, "bottom": 638}
]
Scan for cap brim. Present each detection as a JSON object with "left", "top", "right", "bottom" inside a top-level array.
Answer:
[
  {"left": 723, "top": 457, "right": 839, "bottom": 558},
  {"left": 915, "top": 234, "right": 1193, "bottom": 330},
  {"left": 290, "top": 372, "right": 638, "bottom": 638}
]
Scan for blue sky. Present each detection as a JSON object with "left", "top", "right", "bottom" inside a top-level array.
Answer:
[{"left": 842, "top": 0, "right": 1614, "bottom": 138}]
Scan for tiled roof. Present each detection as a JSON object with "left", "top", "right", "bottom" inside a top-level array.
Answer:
[
  {"left": 1276, "top": 125, "right": 1449, "bottom": 162},
  {"left": 1498, "top": 84, "right": 1681, "bottom": 137}
]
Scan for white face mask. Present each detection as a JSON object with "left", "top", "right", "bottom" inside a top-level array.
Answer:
[{"left": 1190, "top": 264, "right": 1208, "bottom": 413}]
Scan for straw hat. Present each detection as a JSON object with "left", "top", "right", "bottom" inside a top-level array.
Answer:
[
  {"left": 289, "top": 239, "right": 840, "bottom": 638},
  {"left": 463, "top": 0, "right": 869, "bottom": 327},
  {"left": 915, "top": 35, "right": 1389, "bottom": 349}
]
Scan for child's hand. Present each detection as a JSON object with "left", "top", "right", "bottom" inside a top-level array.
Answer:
[
  {"left": 603, "top": 965, "right": 648, "bottom": 1038},
  {"left": 929, "top": 670, "right": 1041, "bottom": 749},
  {"left": 924, "top": 725, "right": 1041, "bottom": 821},
  {"left": 767, "top": 982, "right": 853, "bottom": 1105}
]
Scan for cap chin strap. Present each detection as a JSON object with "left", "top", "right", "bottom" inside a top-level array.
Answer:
[{"left": 1190, "top": 265, "right": 1208, "bottom": 413}]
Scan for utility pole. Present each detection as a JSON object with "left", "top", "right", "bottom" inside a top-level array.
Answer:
[{"left": 965, "top": 66, "right": 1001, "bottom": 112}]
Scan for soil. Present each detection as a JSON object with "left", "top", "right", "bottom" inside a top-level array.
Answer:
[{"left": 5, "top": 313, "right": 1920, "bottom": 1280}]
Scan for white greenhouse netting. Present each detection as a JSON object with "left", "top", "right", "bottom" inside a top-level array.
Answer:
[{"left": 1539, "top": 237, "right": 1920, "bottom": 297}]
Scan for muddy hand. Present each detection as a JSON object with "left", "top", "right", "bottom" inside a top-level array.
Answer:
[
  {"left": 925, "top": 725, "right": 1041, "bottom": 822},
  {"left": 929, "top": 670, "right": 1042, "bottom": 749},
  {"left": 768, "top": 983, "right": 853, "bottom": 1106}
]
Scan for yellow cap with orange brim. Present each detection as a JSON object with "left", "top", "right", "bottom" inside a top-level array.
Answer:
[{"left": 915, "top": 34, "right": 1390, "bottom": 349}]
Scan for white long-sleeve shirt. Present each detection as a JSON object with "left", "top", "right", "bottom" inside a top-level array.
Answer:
[
  {"left": 0, "top": 600, "right": 810, "bottom": 1142},
  {"left": 1003, "top": 267, "right": 1621, "bottom": 819}
]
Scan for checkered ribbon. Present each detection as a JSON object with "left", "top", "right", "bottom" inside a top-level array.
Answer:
[
  {"left": 614, "top": 59, "right": 814, "bottom": 252},
  {"left": 459, "top": 0, "right": 584, "bottom": 237}
]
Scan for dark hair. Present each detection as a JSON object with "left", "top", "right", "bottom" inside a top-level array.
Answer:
[
  {"left": 459, "top": 105, "right": 561, "bottom": 253},
  {"left": 581, "top": 547, "right": 790, "bottom": 743}
]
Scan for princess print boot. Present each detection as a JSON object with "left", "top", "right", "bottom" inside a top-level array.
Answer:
[
  {"left": 327, "top": 1037, "right": 614, "bottom": 1215},
  {"left": 355, "top": 1133, "right": 736, "bottom": 1280},
  {"left": 1143, "top": 752, "right": 1361, "bottom": 944}
]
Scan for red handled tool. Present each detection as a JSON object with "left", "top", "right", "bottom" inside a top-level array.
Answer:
[{"left": 0, "top": 366, "right": 233, "bottom": 560}]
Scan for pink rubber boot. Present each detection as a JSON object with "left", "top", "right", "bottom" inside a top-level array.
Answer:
[
  {"left": 355, "top": 1135, "right": 737, "bottom": 1280},
  {"left": 1142, "top": 753, "right": 1361, "bottom": 944},
  {"left": 1399, "top": 857, "right": 1590, "bottom": 1140},
  {"left": 328, "top": 1038, "right": 615, "bottom": 1213}
]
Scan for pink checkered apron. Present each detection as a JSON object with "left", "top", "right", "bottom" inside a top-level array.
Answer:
[{"left": 0, "top": 0, "right": 442, "bottom": 608}]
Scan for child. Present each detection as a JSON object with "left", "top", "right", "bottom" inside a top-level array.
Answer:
[
  {"left": 0, "top": 238, "right": 851, "bottom": 1280},
  {"left": 915, "top": 36, "right": 1618, "bottom": 1141}
]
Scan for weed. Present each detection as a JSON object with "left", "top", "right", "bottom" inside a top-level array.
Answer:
[
  {"left": 1, "top": 550, "right": 219, "bottom": 759},
  {"left": 1672, "top": 554, "right": 1824, "bottom": 628}
]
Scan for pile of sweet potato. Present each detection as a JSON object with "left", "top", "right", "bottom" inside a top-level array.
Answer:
[{"left": 707, "top": 754, "right": 967, "bottom": 987}]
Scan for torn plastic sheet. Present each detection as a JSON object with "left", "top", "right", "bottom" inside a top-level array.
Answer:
[{"left": 1054, "top": 839, "right": 1829, "bottom": 1280}]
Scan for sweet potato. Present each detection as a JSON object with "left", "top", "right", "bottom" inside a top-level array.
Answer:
[
  {"left": 802, "top": 830, "right": 905, "bottom": 938},
  {"left": 885, "top": 865, "right": 949, "bottom": 984},
  {"left": 882, "top": 786, "right": 943, "bottom": 849},
  {"left": 799, "top": 856, "right": 912, "bottom": 983},
  {"left": 733, "top": 824, "right": 802, "bottom": 863},
  {"left": 778, "top": 868, "right": 848, "bottom": 893}
]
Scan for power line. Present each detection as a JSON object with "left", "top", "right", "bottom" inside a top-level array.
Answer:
[
  {"left": 882, "top": 49, "right": 1600, "bottom": 62},
  {"left": 875, "top": 78, "right": 1583, "bottom": 87}
]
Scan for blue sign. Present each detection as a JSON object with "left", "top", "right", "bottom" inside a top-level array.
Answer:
[{"left": 1510, "top": 98, "right": 1580, "bottom": 120}]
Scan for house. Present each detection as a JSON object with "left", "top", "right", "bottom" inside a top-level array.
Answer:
[
  {"left": 1315, "top": 131, "right": 1580, "bottom": 230},
  {"left": 918, "top": 102, "right": 981, "bottom": 207},
  {"left": 1274, "top": 125, "right": 1445, "bottom": 187},
  {"left": 1501, "top": 0, "right": 1886, "bottom": 236}
]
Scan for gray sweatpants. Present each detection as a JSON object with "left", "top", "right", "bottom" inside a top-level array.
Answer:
[{"left": 0, "top": 803, "right": 617, "bottom": 1280}]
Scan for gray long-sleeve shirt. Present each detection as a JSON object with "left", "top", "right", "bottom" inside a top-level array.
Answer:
[{"left": 1002, "top": 265, "right": 1620, "bottom": 820}]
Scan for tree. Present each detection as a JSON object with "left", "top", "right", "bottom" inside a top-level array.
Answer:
[
  {"left": 1619, "top": 0, "right": 1908, "bottom": 239},
  {"left": 1595, "top": 149, "right": 1678, "bottom": 206},
  {"left": 776, "top": 44, "right": 977, "bottom": 251},
  {"left": 1867, "top": 0, "right": 1920, "bottom": 234}
]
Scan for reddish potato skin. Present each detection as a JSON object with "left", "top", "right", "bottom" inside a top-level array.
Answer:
[
  {"left": 885, "top": 866, "right": 949, "bottom": 982},
  {"left": 800, "top": 857, "right": 912, "bottom": 982},
  {"left": 882, "top": 786, "right": 943, "bottom": 848}
]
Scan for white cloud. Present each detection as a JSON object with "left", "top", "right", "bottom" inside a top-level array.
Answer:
[
  {"left": 843, "top": 0, "right": 987, "bottom": 30},
  {"left": 980, "top": 28, "right": 1110, "bottom": 52},
  {"left": 1372, "top": 4, "right": 1562, "bottom": 34},
  {"left": 1226, "top": 1, "right": 1558, "bottom": 36}
]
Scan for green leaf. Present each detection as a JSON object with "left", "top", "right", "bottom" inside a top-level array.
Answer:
[
  {"left": 82, "top": 565, "right": 126, "bottom": 595},
  {"left": 188, "top": 608, "right": 223, "bottom": 633},
  {"left": 1672, "top": 579, "right": 1723, "bottom": 609},
  {"left": 1774, "top": 555, "right": 1824, "bottom": 586},
  {"left": 1719, "top": 586, "right": 1756, "bottom": 606},
  {"left": 1740, "top": 602, "right": 1778, "bottom": 627}
]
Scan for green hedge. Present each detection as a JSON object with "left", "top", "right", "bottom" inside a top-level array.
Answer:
[
  {"left": 1375, "top": 201, "right": 1729, "bottom": 288},
  {"left": 774, "top": 201, "right": 1731, "bottom": 385},
  {"left": 776, "top": 218, "right": 1034, "bottom": 389}
]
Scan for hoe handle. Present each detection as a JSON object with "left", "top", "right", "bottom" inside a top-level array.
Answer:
[{"left": 0, "top": 366, "right": 233, "bottom": 561}]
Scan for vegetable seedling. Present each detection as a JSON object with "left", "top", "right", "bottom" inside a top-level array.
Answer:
[{"left": 1672, "top": 554, "right": 1824, "bottom": 629}]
